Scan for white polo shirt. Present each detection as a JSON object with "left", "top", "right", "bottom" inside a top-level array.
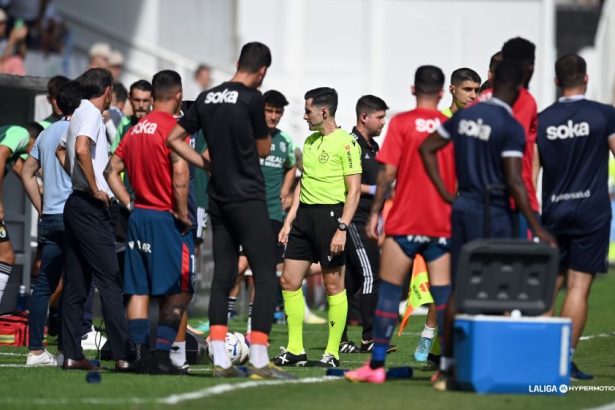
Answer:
[{"left": 63, "top": 99, "right": 113, "bottom": 196}]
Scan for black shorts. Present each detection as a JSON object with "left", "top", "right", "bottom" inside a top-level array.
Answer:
[
  {"left": 0, "top": 221, "right": 9, "bottom": 243},
  {"left": 557, "top": 223, "right": 609, "bottom": 274},
  {"left": 285, "top": 203, "right": 345, "bottom": 268},
  {"left": 239, "top": 219, "right": 284, "bottom": 264}
]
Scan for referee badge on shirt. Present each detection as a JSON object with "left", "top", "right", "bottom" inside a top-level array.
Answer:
[{"left": 319, "top": 151, "right": 329, "bottom": 163}]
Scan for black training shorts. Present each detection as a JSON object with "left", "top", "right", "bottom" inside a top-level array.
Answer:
[{"left": 284, "top": 203, "right": 345, "bottom": 268}]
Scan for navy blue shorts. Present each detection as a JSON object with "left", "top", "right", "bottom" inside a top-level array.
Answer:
[
  {"left": 557, "top": 223, "right": 609, "bottom": 274},
  {"left": 451, "top": 199, "right": 515, "bottom": 278},
  {"left": 124, "top": 208, "right": 195, "bottom": 296},
  {"left": 391, "top": 235, "right": 450, "bottom": 262}
]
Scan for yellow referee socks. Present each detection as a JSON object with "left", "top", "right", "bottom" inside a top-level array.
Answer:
[
  {"left": 282, "top": 289, "right": 305, "bottom": 355},
  {"left": 324, "top": 290, "right": 348, "bottom": 360}
]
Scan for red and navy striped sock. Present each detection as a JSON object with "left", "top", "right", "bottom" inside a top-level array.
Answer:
[{"left": 370, "top": 280, "right": 401, "bottom": 369}]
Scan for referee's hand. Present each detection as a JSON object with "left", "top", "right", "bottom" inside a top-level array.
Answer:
[{"left": 330, "top": 230, "right": 346, "bottom": 255}]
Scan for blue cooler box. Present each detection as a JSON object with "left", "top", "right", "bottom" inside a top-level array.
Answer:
[{"left": 454, "top": 314, "right": 571, "bottom": 394}]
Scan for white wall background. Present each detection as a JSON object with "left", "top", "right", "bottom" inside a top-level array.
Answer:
[
  {"left": 49, "top": 0, "right": 557, "bottom": 147},
  {"left": 237, "top": 0, "right": 556, "bottom": 146}
]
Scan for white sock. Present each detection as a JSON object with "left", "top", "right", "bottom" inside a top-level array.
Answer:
[
  {"left": 421, "top": 325, "right": 436, "bottom": 339},
  {"left": 211, "top": 340, "right": 231, "bottom": 369},
  {"left": 0, "top": 271, "right": 10, "bottom": 303},
  {"left": 440, "top": 356, "right": 455, "bottom": 372},
  {"left": 249, "top": 343, "right": 269, "bottom": 368},
  {"left": 170, "top": 341, "right": 186, "bottom": 367}
]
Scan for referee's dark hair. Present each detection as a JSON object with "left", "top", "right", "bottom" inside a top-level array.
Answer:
[
  {"left": 78, "top": 68, "right": 113, "bottom": 99},
  {"left": 451, "top": 68, "right": 481, "bottom": 86},
  {"left": 264, "top": 90, "right": 289, "bottom": 108},
  {"left": 305, "top": 87, "right": 338, "bottom": 116},
  {"left": 493, "top": 59, "right": 524, "bottom": 94},
  {"left": 152, "top": 70, "right": 182, "bottom": 101},
  {"left": 555, "top": 54, "right": 587, "bottom": 89},
  {"left": 355, "top": 95, "right": 389, "bottom": 119},
  {"left": 414, "top": 65, "right": 445, "bottom": 95},
  {"left": 129, "top": 79, "right": 153, "bottom": 96},
  {"left": 57, "top": 81, "right": 83, "bottom": 116},
  {"left": 237, "top": 42, "right": 272, "bottom": 73},
  {"left": 502, "top": 37, "right": 535, "bottom": 65}
]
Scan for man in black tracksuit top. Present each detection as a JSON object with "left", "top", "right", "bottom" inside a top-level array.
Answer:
[{"left": 340, "top": 95, "right": 392, "bottom": 353}]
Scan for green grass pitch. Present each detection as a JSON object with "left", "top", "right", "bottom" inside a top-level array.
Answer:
[{"left": 0, "top": 272, "right": 613, "bottom": 410}]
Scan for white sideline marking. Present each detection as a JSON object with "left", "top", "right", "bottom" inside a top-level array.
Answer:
[
  {"left": 584, "top": 401, "right": 615, "bottom": 410},
  {"left": 579, "top": 332, "right": 615, "bottom": 341},
  {"left": 0, "top": 352, "right": 27, "bottom": 356},
  {"left": 160, "top": 376, "right": 335, "bottom": 405},
  {"left": 0, "top": 376, "right": 336, "bottom": 406}
]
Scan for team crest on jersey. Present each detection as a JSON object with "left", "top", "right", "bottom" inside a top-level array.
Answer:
[
  {"left": 0, "top": 226, "right": 6, "bottom": 239},
  {"left": 204, "top": 89, "right": 239, "bottom": 104},
  {"left": 280, "top": 142, "right": 287, "bottom": 153},
  {"left": 546, "top": 121, "right": 590, "bottom": 140},
  {"left": 319, "top": 151, "right": 329, "bottom": 163}
]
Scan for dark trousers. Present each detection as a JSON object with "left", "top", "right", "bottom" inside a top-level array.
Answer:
[
  {"left": 208, "top": 198, "right": 277, "bottom": 335},
  {"left": 343, "top": 221, "right": 380, "bottom": 341},
  {"left": 61, "top": 191, "right": 129, "bottom": 360},
  {"left": 29, "top": 214, "right": 65, "bottom": 350}
]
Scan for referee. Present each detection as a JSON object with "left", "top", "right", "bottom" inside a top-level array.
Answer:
[{"left": 275, "top": 87, "right": 362, "bottom": 368}]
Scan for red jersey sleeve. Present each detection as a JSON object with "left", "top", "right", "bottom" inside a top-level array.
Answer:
[{"left": 377, "top": 116, "right": 404, "bottom": 167}]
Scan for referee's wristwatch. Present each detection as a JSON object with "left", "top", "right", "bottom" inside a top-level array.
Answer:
[{"left": 337, "top": 221, "right": 348, "bottom": 232}]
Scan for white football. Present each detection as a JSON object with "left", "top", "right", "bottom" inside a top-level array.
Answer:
[
  {"left": 233, "top": 332, "right": 250, "bottom": 365},
  {"left": 206, "top": 332, "right": 243, "bottom": 365}
]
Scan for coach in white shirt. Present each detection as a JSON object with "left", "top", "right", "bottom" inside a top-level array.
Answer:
[{"left": 57, "top": 68, "right": 131, "bottom": 371}]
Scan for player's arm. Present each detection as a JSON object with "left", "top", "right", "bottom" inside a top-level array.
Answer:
[
  {"left": 280, "top": 165, "right": 297, "bottom": 209},
  {"left": 419, "top": 132, "right": 455, "bottom": 203},
  {"left": 330, "top": 173, "right": 361, "bottom": 255},
  {"left": 55, "top": 142, "right": 70, "bottom": 175},
  {"left": 104, "top": 154, "right": 131, "bottom": 210},
  {"left": 366, "top": 164, "right": 396, "bottom": 240},
  {"left": 503, "top": 157, "right": 556, "bottom": 246},
  {"left": 76, "top": 135, "right": 109, "bottom": 207},
  {"left": 171, "top": 151, "right": 191, "bottom": 232},
  {"left": 11, "top": 157, "right": 25, "bottom": 178},
  {"left": 166, "top": 124, "right": 209, "bottom": 171},
  {"left": 532, "top": 144, "right": 541, "bottom": 187},
  {"left": 20, "top": 155, "right": 43, "bottom": 215},
  {"left": 0, "top": 146, "right": 11, "bottom": 221},
  {"left": 279, "top": 180, "right": 302, "bottom": 245}
]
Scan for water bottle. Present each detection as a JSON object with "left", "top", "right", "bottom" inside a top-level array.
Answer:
[{"left": 16, "top": 285, "right": 27, "bottom": 313}]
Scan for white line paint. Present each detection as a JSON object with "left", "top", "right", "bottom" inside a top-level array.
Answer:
[
  {"left": 579, "top": 332, "right": 615, "bottom": 341},
  {"left": 0, "top": 352, "right": 27, "bottom": 356},
  {"left": 0, "top": 375, "right": 336, "bottom": 406},
  {"left": 159, "top": 376, "right": 335, "bottom": 405}
]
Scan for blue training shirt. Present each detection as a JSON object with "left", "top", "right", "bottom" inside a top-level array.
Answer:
[
  {"left": 438, "top": 98, "right": 526, "bottom": 207},
  {"left": 538, "top": 96, "right": 615, "bottom": 235},
  {"left": 29, "top": 119, "right": 72, "bottom": 215}
]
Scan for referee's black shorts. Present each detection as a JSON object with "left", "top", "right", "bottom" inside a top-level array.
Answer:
[{"left": 285, "top": 203, "right": 345, "bottom": 269}]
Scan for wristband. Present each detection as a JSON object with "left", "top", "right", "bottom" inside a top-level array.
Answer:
[{"left": 368, "top": 185, "right": 377, "bottom": 196}]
